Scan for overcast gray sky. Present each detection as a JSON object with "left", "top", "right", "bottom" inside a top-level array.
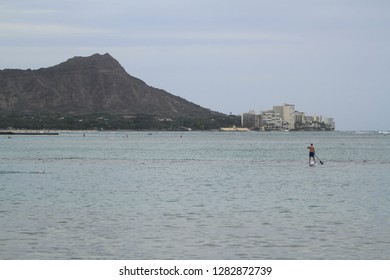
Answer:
[{"left": 1, "top": 0, "right": 389, "bottom": 131}]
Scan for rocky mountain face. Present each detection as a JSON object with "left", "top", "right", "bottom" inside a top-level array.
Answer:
[{"left": 0, "top": 53, "right": 222, "bottom": 119}]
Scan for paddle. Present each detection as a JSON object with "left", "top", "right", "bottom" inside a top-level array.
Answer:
[{"left": 315, "top": 154, "right": 324, "bottom": 165}]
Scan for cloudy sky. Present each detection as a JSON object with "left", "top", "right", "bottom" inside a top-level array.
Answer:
[{"left": 1, "top": 0, "right": 389, "bottom": 130}]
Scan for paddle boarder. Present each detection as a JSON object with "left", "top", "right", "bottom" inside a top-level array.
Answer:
[{"left": 307, "top": 143, "right": 316, "bottom": 164}]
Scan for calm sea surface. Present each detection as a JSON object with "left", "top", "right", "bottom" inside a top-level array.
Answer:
[{"left": 1, "top": 131, "right": 389, "bottom": 259}]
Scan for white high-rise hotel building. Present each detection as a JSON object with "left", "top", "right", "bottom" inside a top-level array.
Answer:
[{"left": 273, "top": 104, "right": 295, "bottom": 130}]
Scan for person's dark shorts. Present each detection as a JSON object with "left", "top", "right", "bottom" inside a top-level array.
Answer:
[{"left": 309, "top": 152, "right": 315, "bottom": 157}]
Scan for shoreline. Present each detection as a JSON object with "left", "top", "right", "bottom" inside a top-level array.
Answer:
[{"left": 0, "top": 131, "right": 59, "bottom": 135}]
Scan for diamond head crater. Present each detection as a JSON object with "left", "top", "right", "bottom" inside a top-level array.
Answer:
[{"left": 0, "top": 53, "right": 239, "bottom": 131}]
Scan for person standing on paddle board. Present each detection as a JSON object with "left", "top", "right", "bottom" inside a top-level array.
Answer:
[{"left": 307, "top": 143, "right": 316, "bottom": 164}]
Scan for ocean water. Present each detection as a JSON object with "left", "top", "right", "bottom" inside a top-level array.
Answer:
[{"left": 1, "top": 131, "right": 390, "bottom": 259}]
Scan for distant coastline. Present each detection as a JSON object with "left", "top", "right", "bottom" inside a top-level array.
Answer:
[
  {"left": 0, "top": 130, "right": 59, "bottom": 135},
  {"left": 1, "top": 128, "right": 388, "bottom": 134}
]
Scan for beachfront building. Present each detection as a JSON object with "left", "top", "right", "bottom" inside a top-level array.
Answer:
[
  {"left": 241, "top": 110, "right": 257, "bottom": 129},
  {"left": 322, "top": 117, "right": 335, "bottom": 130},
  {"left": 294, "top": 111, "right": 306, "bottom": 130},
  {"left": 273, "top": 104, "right": 295, "bottom": 130},
  {"left": 295, "top": 114, "right": 336, "bottom": 130},
  {"left": 240, "top": 103, "right": 335, "bottom": 131},
  {"left": 260, "top": 110, "right": 283, "bottom": 130},
  {"left": 323, "top": 117, "right": 335, "bottom": 127},
  {"left": 294, "top": 111, "right": 305, "bottom": 124}
]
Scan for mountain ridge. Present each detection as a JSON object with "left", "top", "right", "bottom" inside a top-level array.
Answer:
[{"left": 0, "top": 53, "right": 224, "bottom": 119}]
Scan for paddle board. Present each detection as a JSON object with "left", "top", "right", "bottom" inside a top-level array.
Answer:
[{"left": 309, "top": 161, "right": 317, "bottom": 167}]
